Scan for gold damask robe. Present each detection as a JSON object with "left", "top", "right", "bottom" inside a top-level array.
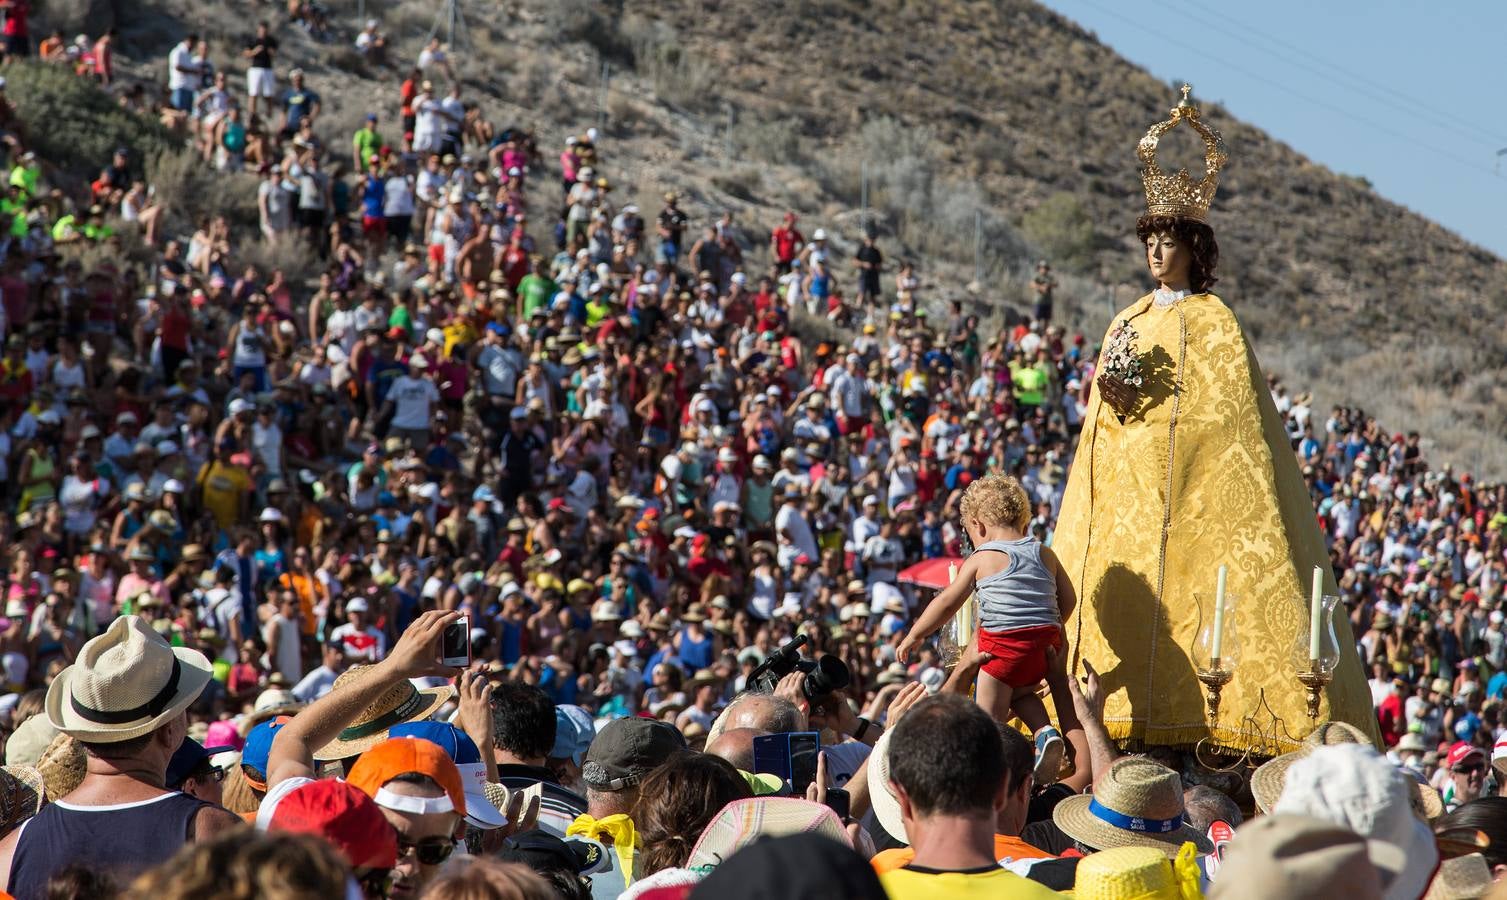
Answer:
[{"left": 1053, "top": 292, "right": 1378, "bottom": 753}]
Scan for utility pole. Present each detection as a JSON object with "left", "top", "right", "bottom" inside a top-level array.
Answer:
[
  {"left": 973, "top": 209, "right": 983, "bottom": 285},
  {"left": 597, "top": 60, "right": 610, "bottom": 135},
  {"left": 860, "top": 160, "right": 868, "bottom": 235}
]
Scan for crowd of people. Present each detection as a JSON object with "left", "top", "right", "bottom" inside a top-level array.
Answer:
[{"left": 0, "top": 7, "right": 1499, "bottom": 900}]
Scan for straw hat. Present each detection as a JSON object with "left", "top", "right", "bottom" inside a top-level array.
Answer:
[
  {"left": 687, "top": 797, "right": 848, "bottom": 870},
  {"left": 866, "top": 726, "right": 908, "bottom": 842},
  {"left": 1053, "top": 757, "right": 1213, "bottom": 857},
  {"left": 35, "top": 733, "right": 85, "bottom": 800},
  {"left": 0, "top": 766, "right": 42, "bottom": 838},
  {"left": 5, "top": 715, "right": 58, "bottom": 767},
  {"left": 1073, "top": 844, "right": 1201, "bottom": 900},
  {"left": 45, "top": 616, "right": 213, "bottom": 743},
  {"left": 312, "top": 666, "right": 455, "bottom": 760},
  {"left": 1424, "top": 853, "right": 1493, "bottom": 900},
  {"left": 1251, "top": 721, "right": 1373, "bottom": 813}
]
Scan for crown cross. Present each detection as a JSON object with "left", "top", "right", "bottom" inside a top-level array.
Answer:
[{"left": 1138, "top": 84, "right": 1228, "bottom": 223}]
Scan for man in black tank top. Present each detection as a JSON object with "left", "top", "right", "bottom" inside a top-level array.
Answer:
[{"left": 0, "top": 616, "right": 240, "bottom": 898}]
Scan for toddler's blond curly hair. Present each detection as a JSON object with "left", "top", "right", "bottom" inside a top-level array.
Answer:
[{"left": 959, "top": 474, "right": 1031, "bottom": 532}]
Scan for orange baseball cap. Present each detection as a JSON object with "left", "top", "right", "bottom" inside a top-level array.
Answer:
[{"left": 346, "top": 737, "right": 467, "bottom": 819}]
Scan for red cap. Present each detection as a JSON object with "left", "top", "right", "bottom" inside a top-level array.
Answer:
[
  {"left": 1447, "top": 741, "right": 1484, "bottom": 769},
  {"left": 268, "top": 779, "right": 398, "bottom": 869},
  {"left": 692, "top": 533, "right": 710, "bottom": 548},
  {"left": 547, "top": 497, "right": 568, "bottom": 511}
]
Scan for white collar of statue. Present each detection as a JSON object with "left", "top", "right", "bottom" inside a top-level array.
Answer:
[{"left": 1153, "top": 287, "right": 1194, "bottom": 308}]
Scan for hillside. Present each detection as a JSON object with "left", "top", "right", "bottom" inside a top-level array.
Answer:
[{"left": 46, "top": 0, "right": 1507, "bottom": 474}]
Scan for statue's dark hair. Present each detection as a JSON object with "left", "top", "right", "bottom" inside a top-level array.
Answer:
[{"left": 1135, "top": 215, "right": 1219, "bottom": 293}]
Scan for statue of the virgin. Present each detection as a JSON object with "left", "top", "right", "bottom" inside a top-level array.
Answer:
[{"left": 1051, "top": 86, "right": 1378, "bottom": 753}]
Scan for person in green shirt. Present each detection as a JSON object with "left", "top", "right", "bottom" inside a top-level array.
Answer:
[
  {"left": 50, "top": 213, "right": 80, "bottom": 243},
  {"left": 516, "top": 256, "right": 557, "bottom": 319},
  {"left": 1011, "top": 359, "right": 1046, "bottom": 411},
  {"left": 352, "top": 113, "right": 383, "bottom": 170},
  {"left": 584, "top": 287, "right": 611, "bottom": 327},
  {"left": 9, "top": 152, "right": 39, "bottom": 198}
]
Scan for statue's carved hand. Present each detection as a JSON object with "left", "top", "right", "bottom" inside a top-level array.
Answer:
[{"left": 1097, "top": 373, "right": 1138, "bottom": 419}]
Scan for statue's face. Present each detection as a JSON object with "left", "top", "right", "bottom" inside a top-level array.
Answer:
[{"left": 1145, "top": 230, "right": 1192, "bottom": 288}]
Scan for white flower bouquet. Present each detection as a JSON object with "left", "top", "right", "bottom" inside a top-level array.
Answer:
[{"left": 1102, "top": 319, "right": 1145, "bottom": 388}]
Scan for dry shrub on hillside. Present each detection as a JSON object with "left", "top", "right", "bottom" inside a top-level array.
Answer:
[
  {"left": 1021, "top": 192, "right": 1098, "bottom": 274},
  {"left": 735, "top": 117, "right": 805, "bottom": 167},
  {"left": 238, "top": 237, "right": 322, "bottom": 286},
  {"left": 146, "top": 148, "right": 262, "bottom": 239},
  {"left": 8, "top": 61, "right": 174, "bottom": 178}
]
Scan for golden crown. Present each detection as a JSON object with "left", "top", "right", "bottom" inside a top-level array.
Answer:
[{"left": 1138, "top": 85, "right": 1228, "bottom": 223}]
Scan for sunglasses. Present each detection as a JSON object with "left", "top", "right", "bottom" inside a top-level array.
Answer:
[
  {"left": 355, "top": 867, "right": 393, "bottom": 898},
  {"left": 1454, "top": 764, "right": 1486, "bottom": 776},
  {"left": 397, "top": 837, "right": 456, "bottom": 866}
]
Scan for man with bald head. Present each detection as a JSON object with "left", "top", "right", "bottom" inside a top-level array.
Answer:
[{"left": 706, "top": 727, "right": 764, "bottom": 772}]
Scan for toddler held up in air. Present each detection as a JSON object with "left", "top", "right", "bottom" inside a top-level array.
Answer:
[{"left": 897, "top": 474, "right": 1076, "bottom": 780}]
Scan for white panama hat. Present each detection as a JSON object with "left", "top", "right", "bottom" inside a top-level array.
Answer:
[{"left": 46, "top": 616, "right": 213, "bottom": 743}]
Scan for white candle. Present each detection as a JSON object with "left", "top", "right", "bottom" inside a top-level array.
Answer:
[
  {"left": 1211, "top": 565, "right": 1228, "bottom": 661},
  {"left": 1309, "top": 566, "right": 1324, "bottom": 662}
]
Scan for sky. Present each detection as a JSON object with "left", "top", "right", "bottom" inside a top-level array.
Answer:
[{"left": 1037, "top": 0, "right": 1507, "bottom": 257}]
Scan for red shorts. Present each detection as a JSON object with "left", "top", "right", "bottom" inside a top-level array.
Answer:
[
  {"left": 977, "top": 625, "right": 1061, "bottom": 688},
  {"left": 362, "top": 215, "right": 386, "bottom": 238}
]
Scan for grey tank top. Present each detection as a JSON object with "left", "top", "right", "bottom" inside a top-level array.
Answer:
[{"left": 973, "top": 538, "right": 1059, "bottom": 632}]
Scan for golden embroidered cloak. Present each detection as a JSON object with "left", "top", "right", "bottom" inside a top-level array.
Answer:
[{"left": 1052, "top": 292, "right": 1378, "bottom": 753}]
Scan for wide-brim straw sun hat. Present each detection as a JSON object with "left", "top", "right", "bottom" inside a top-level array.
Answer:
[
  {"left": 1423, "top": 853, "right": 1493, "bottom": 900},
  {"left": 1053, "top": 757, "right": 1213, "bottom": 857},
  {"left": 687, "top": 797, "right": 848, "bottom": 870},
  {"left": 45, "top": 616, "right": 213, "bottom": 743},
  {"left": 0, "top": 766, "right": 42, "bottom": 839},
  {"left": 313, "top": 665, "right": 455, "bottom": 760},
  {"left": 35, "top": 733, "right": 85, "bottom": 801},
  {"left": 1073, "top": 844, "right": 1202, "bottom": 900},
  {"left": 1251, "top": 721, "right": 1373, "bottom": 813}
]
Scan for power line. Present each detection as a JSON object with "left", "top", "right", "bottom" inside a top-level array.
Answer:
[
  {"left": 1156, "top": 0, "right": 1507, "bottom": 150},
  {"left": 1065, "top": 0, "right": 1507, "bottom": 181}
]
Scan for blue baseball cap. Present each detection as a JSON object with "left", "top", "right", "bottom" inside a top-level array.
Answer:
[
  {"left": 241, "top": 716, "right": 292, "bottom": 789},
  {"left": 389, "top": 722, "right": 507, "bottom": 829},
  {"left": 166, "top": 738, "right": 236, "bottom": 789},
  {"left": 550, "top": 706, "right": 596, "bottom": 766}
]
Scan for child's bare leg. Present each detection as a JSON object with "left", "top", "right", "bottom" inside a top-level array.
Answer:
[
  {"left": 1010, "top": 687, "right": 1051, "bottom": 734},
  {"left": 975, "top": 667, "right": 1015, "bottom": 723}
]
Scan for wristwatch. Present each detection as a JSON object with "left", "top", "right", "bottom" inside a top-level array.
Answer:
[{"left": 852, "top": 716, "right": 872, "bottom": 742}]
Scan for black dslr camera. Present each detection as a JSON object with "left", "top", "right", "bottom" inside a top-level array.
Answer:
[{"left": 745, "top": 634, "right": 851, "bottom": 701}]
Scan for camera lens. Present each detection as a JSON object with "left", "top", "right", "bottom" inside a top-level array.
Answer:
[{"left": 802, "top": 654, "right": 851, "bottom": 699}]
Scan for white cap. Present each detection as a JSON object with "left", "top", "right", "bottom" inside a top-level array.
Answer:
[
  {"left": 426, "top": 328, "right": 445, "bottom": 345},
  {"left": 612, "top": 639, "right": 638, "bottom": 658},
  {"left": 346, "top": 597, "right": 370, "bottom": 614},
  {"left": 1273, "top": 744, "right": 1437, "bottom": 900},
  {"left": 258, "top": 508, "right": 285, "bottom": 523},
  {"left": 812, "top": 228, "right": 827, "bottom": 240},
  {"left": 228, "top": 398, "right": 253, "bottom": 415},
  {"left": 731, "top": 272, "right": 747, "bottom": 285},
  {"left": 163, "top": 479, "right": 185, "bottom": 494},
  {"left": 717, "top": 448, "right": 738, "bottom": 464},
  {"left": 752, "top": 455, "right": 772, "bottom": 471},
  {"left": 410, "top": 353, "right": 429, "bottom": 371}
]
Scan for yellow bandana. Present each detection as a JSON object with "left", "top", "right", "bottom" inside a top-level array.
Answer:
[{"left": 567, "top": 813, "right": 640, "bottom": 885}]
